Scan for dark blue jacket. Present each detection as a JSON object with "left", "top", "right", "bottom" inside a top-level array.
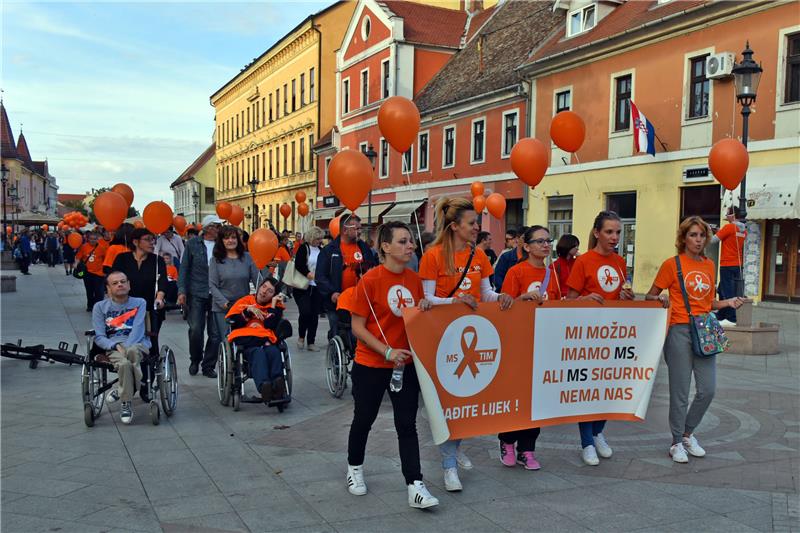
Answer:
[
  {"left": 493, "top": 248, "right": 522, "bottom": 291},
  {"left": 315, "top": 237, "right": 377, "bottom": 311},
  {"left": 19, "top": 236, "right": 31, "bottom": 255}
]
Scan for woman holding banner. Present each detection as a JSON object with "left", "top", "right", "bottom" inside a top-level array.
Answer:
[
  {"left": 566, "top": 210, "right": 634, "bottom": 466},
  {"left": 498, "top": 225, "right": 562, "bottom": 470},
  {"left": 346, "top": 221, "right": 439, "bottom": 509},
  {"left": 419, "top": 197, "right": 514, "bottom": 491},
  {"left": 645, "top": 216, "right": 743, "bottom": 463}
]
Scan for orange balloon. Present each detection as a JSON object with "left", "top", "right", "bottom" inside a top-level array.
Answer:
[
  {"left": 67, "top": 232, "right": 83, "bottom": 249},
  {"left": 486, "top": 193, "right": 506, "bottom": 219},
  {"left": 172, "top": 215, "right": 187, "bottom": 233},
  {"left": 295, "top": 191, "right": 307, "bottom": 204},
  {"left": 249, "top": 228, "right": 279, "bottom": 269},
  {"left": 42, "top": 224, "right": 49, "bottom": 232},
  {"left": 473, "top": 195, "right": 486, "bottom": 213},
  {"left": 94, "top": 191, "right": 128, "bottom": 231},
  {"left": 470, "top": 182, "right": 485, "bottom": 198},
  {"left": 5, "top": 226, "right": 12, "bottom": 235},
  {"left": 297, "top": 202, "right": 309, "bottom": 217},
  {"left": 142, "top": 201, "right": 174, "bottom": 234},
  {"left": 280, "top": 203, "right": 292, "bottom": 219},
  {"left": 550, "top": 111, "right": 586, "bottom": 153},
  {"left": 377, "top": 96, "right": 420, "bottom": 153},
  {"left": 511, "top": 138, "right": 549, "bottom": 188},
  {"left": 328, "top": 150, "right": 373, "bottom": 211},
  {"left": 216, "top": 202, "right": 232, "bottom": 220},
  {"left": 134, "top": 221, "right": 145, "bottom": 229},
  {"left": 709, "top": 138, "right": 749, "bottom": 191},
  {"left": 228, "top": 205, "right": 244, "bottom": 227},
  {"left": 329, "top": 216, "right": 341, "bottom": 239},
  {"left": 111, "top": 183, "right": 134, "bottom": 207}
]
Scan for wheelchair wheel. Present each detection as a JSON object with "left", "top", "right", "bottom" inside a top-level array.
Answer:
[
  {"left": 326, "top": 336, "right": 347, "bottom": 398},
  {"left": 232, "top": 390, "right": 240, "bottom": 411},
  {"left": 217, "top": 342, "right": 232, "bottom": 407},
  {"left": 159, "top": 346, "right": 178, "bottom": 417},
  {"left": 283, "top": 344, "right": 293, "bottom": 398},
  {"left": 150, "top": 402, "right": 160, "bottom": 425},
  {"left": 81, "top": 361, "right": 106, "bottom": 427}
]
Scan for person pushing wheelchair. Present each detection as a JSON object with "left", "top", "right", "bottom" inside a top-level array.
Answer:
[{"left": 226, "top": 277, "right": 287, "bottom": 403}]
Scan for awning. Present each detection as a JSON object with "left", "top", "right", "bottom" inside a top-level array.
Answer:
[
  {"left": 381, "top": 200, "right": 426, "bottom": 223},
  {"left": 312, "top": 206, "right": 345, "bottom": 222},
  {"left": 9, "top": 211, "right": 61, "bottom": 225},
  {"left": 354, "top": 202, "right": 393, "bottom": 222},
  {"left": 745, "top": 165, "right": 800, "bottom": 220}
]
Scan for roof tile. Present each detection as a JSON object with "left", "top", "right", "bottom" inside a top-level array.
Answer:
[
  {"left": 0, "top": 102, "right": 18, "bottom": 159},
  {"left": 381, "top": 0, "right": 468, "bottom": 48}
]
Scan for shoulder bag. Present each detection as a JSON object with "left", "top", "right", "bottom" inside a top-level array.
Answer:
[
  {"left": 282, "top": 245, "right": 310, "bottom": 290},
  {"left": 446, "top": 245, "right": 476, "bottom": 299},
  {"left": 73, "top": 243, "right": 98, "bottom": 280},
  {"left": 674, "top": 256, "right": 728, "bottom": 357}
]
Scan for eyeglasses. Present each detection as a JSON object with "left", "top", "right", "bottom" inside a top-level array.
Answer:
[{"left": 527, "top": 238, "right": 554, "bottom": 246}]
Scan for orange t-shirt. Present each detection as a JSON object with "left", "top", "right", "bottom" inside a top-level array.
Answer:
[
  {"left": 349, "top": 265, "right": 422, "bottom": 369},
  {"left": 501, "top": 261, "right": 561, "bottom": 301},
  {"left": 653, "top": 254, "right": 716, "bottom": 326},
  {"left": 336, "top": 286, "right": 357, "bottom": 312},
  {"left": 292, "top": 240, "right": 302, "bottom": 256},
  {"left": 103, "top": 244, "right": 129, "bottom": 270},
  {"left": 717, "top": 222, "right": 746, "bottom": 267},
  {"left": 340, "top": 241, "right": 365, "bottom": 292},
  {"left": 166, "top": 265, "right": 178, "bottom": 282},
  {"left": 566, "top": 249, "right": 627, "bottom": 300},
  {"left": 77, "top": 241, "right": 107, "bottom": 276},
  {"left": 418, "top": 244, "right": 494, "bottom": 301},
  {"left": 268, "top": 246, "right": 291, "bottom": 275}
]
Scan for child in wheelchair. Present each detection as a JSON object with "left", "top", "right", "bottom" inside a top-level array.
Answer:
[{"left": 226, "top": 276, "right": 288, "bottom": 404}]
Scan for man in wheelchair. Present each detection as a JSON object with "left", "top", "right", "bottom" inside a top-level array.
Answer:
[
  {"left": 91, "top": 271, "right": 150, "bottom": 425},
  {"left": 226, "top": 277, "right": 288, "bottom": 404}
]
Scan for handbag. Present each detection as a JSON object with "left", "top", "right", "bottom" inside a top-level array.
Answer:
[
  {"left": 73, "top": 243, "right": 98, "bottom": 280},
  {"left": 674, "top": 256, "right": 729, "bottom": 357},
  {"left": 282, "top": 245, "right": 310, "bottom": 290}
]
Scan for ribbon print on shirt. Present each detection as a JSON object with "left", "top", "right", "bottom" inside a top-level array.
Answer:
[
  {"left": 387, "top": 285, "right": 415, "bottom": 317},
  {"left": 595, "top": 265, "right": 621, "bottom": 292},
  {"left": 685, "top": 271, "right": 712, "bottom": 300}
]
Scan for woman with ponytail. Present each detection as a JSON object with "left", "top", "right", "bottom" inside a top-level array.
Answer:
[
  {"left": 565, "top": 210, "right": 634, "bottom": 465},
  {"left": 418, "top": 196, "right": 514, "bottom": 492}
]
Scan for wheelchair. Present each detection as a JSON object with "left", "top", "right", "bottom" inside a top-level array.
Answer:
[
  {"left": 82, "top": 312, "right": 178, "bottom": 427},
  {"left": 217, "top": 318, "right": 293, "bottom": 412},
  {"left": 326, "top": 309, "right": 356, "bottom": 398}
]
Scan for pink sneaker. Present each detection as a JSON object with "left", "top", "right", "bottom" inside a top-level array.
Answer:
[
  {"left": 500, "top": 442, "right": 516, "bottom": 467},
  {"left": 517, "top": 451, "right": 541, "bottom": 470}
]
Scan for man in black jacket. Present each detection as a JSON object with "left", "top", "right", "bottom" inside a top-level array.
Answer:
[{"left": 315, "top": 214, "right": 377, "bottom": 339}]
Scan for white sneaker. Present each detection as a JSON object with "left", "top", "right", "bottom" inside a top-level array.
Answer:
[
  {"left": 581, "top": 445, "right": 599, "bottom": 466},
  {"left": 120, "top": 402, "right": 133, "bottom": 425},
  {"left": 106, "top": 389, "right": 120, "bottom": 403},
  {"left": 593, "top": 433, "right": 613, "bottom": 458},
  {"left": 456, "top": 448, "right": 473, "bottom": 470},
  {"left": 408, "top": 480, "right": 439, "bottom": 509},
  {"left": 719, "top": 319, "right": 737, "bottom": 327},
  {"left": 443, "top": 467, "right": 462, "bottom": 491},
  {"left": 346, "top": 465, "right": 367, "bottom": 496},
  {"left": 306, "top": 344, "right": 321, "bottom": 352},
  {"left": 296, "top": 339, "right": 305, "bottom": 350},
  {"left": 670, "top": 443, "right": 689, "bottom": 463},
  {"left": 682, "top": 434, "right": 706, "bottom": 457}
]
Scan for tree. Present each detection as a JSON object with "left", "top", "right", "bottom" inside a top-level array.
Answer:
[
  {"left": 61, "top": 199, "right": 88, "bottom": 215},
  {"left": 86, "top": 187, "right": 138, "bottom": 223}
]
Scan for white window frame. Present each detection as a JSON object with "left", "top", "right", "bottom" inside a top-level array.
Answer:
[
  {"left": 360, "top": 68, "right": 369, "bottom": 108},
  {"left": 501, "top": 109, "right": 519, "bottom": 159},
  {"left": 324, "top": 156, "right": 332, "bottom": 188},
  {"left": 402, "top": 147, "right": 413, "bottom": 173},
  {"left": 567, "top": 4, "right": 596, "bottom": 37},
  {"left": 442, "top": 125, "right": 456, "bottom": 169},
  {"left": 777, "top": 25, "right": 800, "bottom": 109},
  {"left": 379, "top": 138, "right": 389, "bottom": 179},
  {"left": 381, "top": 59, "right": 391, "bottom": 100},
  {"left": 417, "top": 130, "right": 429, "bottom": 171},
  {"left": 681, "top": 47, "right": 714, "bottom": 126},
  {"left": 608, "top": 69, "right": 635, "bottom": 137},
  {"left": 553, "top": 86, "right": 573, "bottom": 115},
  {"left": 342, "top": 77, "right": 351, "bottom": 114},
  {"left": 470, "top": 117, "right": 486, "bottom": 164},
  {"left": 359, "top": 141, "right": 368, "bottom": 154},
  {"left": 361, "top": 15, "right": 371, "bottom": 41}
]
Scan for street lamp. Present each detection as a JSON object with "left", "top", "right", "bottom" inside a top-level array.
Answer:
[
  {"left": 731, "top": 41, "right": 762, "bottom": 219},
  {"left": 1, "top": 163, "right": 8, "bottom": 243},
  {"left": 248, "top": 175, "right": 259, "bottom": 232},
  {"left": 191, "top": 188, "right": 200, "bottom": 224},
  {"left": 363, "top": 144, "right": 378, "bottom": 230}
]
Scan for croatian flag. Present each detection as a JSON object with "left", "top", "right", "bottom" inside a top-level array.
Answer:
[{"left": 631, "top": 101, "right": 656, "bottom": 156}]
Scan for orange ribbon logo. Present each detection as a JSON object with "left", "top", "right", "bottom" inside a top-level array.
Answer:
[
  {"left": 454, "top": 326, "right": 498, "bottom": 379},
  {"left": 603, "top": 268, "right": 616, "bottom": 286}
]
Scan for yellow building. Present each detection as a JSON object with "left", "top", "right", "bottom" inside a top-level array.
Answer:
[
  {"left": 170, "top": 144, "right": 216, "bottom": 225},
  {"left": 210, "top": 1, "right": 355, "bottom": 233}
]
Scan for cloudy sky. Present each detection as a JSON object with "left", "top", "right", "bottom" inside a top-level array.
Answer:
[{"left": 1, "top": 0, "right": 329, "bottom": 212}]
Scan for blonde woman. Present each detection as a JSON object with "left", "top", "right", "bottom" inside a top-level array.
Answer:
[{"left": 294, "top": 226, "right": 325, "bottom": 351}]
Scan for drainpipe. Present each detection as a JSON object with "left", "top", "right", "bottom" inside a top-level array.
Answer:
[{"left": 519, "top": 80, "right": 532, "bottom": 224}]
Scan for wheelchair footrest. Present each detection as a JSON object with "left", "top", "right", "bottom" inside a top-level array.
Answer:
[{"left": 241, "top": 395, "right": 264, "bottom": 404}]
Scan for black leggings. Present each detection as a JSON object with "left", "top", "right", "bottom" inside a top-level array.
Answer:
[
  {"left": 347, "top": 362, "right": 422, "bottom": 485},
  {"left": 295, "top": 285, "right": 322, "bottom": 345},
  {"left": 499, "top": 428, "right": 541, "bottom": 453}
]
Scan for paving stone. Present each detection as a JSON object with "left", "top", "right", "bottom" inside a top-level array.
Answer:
[{"left": 160, "top": 511, "right": 250, "bottom": 532}]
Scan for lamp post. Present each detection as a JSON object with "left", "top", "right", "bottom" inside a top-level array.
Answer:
[
  {"left": 363, "top": 144, "right": 378, "bottom": 232},
  {"left": 1, "top": 163, "right": 8, "bottom": 244},
  {"left": 731, "top": 41, "right": 762, "bottom": 219},
  {"left": 191, "top": 188, "right": 199, "bottom": 224},
  {"left": 248, "top": 175, "right": 259, "bottom": 232}
]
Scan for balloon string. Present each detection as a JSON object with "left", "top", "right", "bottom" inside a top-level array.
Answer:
[
  {"left": 400, "top": 152, "right": 424, "bottom": 249},
  {"left": 573, "top": 152, "right": 581, "bottom": 164}
]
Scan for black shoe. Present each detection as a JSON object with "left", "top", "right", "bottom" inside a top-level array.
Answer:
[
  {"left": 139, "top": 384, "right": 151, "bottom": 403},
  {"left": 189, "top": 362, "right": 199, "bottom": 376},
  {"left": 22, "top": 272, "right": 31, "bottom": 275},
  {"left": 272, "top": 376, "right": 286, "bottom": 401},
  {"left": 259, "top": 382, "right": 273, "bottom": 404},
  {"left": 203, "top": 369, "right": 217, "bottom": 378}
]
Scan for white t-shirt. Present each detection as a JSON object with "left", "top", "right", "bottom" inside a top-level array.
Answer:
[
  {"left": 203, "top": 239, "right": 215, "bottom": 266},
  {"left": 308, "top": 245, "right": 320, "bottom": 287}
]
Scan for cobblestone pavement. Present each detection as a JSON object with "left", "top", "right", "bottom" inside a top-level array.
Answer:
[{"left": 1, "top": 265, "right": 798, "bottom": 532}]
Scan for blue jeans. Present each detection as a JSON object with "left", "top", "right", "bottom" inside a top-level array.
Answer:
[
  {"left": 243, "top": 345, "right": 284, "bottom": 389},
  {"left": 579, "top": 420, "right": 606, "bottom": 448},
  {"left": 439, "top": 439, "right": 462, "bottom": 469},
  {"left": 187, "top": 295, "right": 220, "bottom": 372},
  {"left": 716, "top": 266, "right": 742, "bottom": 322}
]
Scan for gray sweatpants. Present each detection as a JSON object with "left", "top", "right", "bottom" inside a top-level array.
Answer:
[{"left": 663, "top": 325, "right": 716, "bottom": 444}]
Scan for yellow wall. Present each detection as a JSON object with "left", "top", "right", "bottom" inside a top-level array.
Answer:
[{"left": 527, "top": 147, "right": 800, "bottom": 295}]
